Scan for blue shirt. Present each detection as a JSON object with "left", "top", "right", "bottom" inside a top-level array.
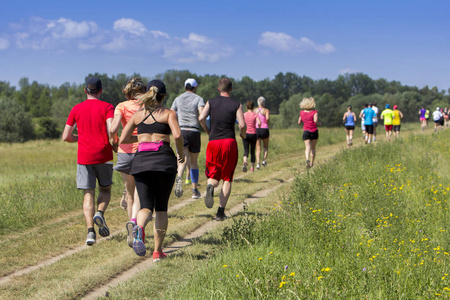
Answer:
[{"left": 363, "top": 108, "right": 375, "bottom": 125}]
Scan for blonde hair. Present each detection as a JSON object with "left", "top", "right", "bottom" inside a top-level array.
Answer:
[
  {"left": 257, "top": 96, "right": 266, "bottom": 106},
  {"left": 300, "top": 97, "right": 316, "bottom": 110},
  {"left": 122, "top": 77, "right": 146, "bottom": 100},
  {"left": 137, "top": 86, "right": 165, "bottom": 111}
]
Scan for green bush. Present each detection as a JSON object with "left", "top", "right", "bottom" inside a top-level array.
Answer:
[{"left": 0, "top": 97, "right": 35, "bottom": 142}]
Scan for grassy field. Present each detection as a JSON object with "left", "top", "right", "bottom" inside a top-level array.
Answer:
[{"left": 0, "top": 123, "right": 447, "bottom": 299}]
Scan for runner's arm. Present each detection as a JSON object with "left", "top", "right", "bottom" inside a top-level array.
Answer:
[
  {"left": 62, "top": 124, "right": 78, "bottom": 143},
  {"left": 199, "top": 101, "right": 210, "bottom": 135},
  {"left": 314, "top": 112, "right": 318, "bottom": 124},
  {"left": 352, "top": 112, "right": 357, "bottom": 122},
  {"left": 236, "top": 104, "right": 246, "bottom": 139},
  {"left": 168, "top": 110, "right": 185, "bottom": 163},
  {"left": 265, "top": 108, "right": 270, "bottom": 125},
  {"left": 298, "top": 114, "right": 302, "bottom": 125}
]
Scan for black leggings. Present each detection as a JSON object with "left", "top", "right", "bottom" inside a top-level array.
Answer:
[
  {"left": 242, "top": 133, "right": 257, "bottom": 163},
  {"left": 133, "top": 171, "right": 176, "bottom": 212}
]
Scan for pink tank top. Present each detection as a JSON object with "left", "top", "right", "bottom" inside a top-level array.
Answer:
[
  {"left": 300, "top": 110, "right": 318, "bottom": 132},
  {"left": 257, "top": 108, "right": 269, "bottom": 129},
  {"left": 244, "top": 111, "right": 257, "bottom": 134}
]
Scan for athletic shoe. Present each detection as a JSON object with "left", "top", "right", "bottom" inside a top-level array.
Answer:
[
  {"left": 153, "top": 251, "right": 167, "bottom": 262},
  {"left": 86, "top": 231, "right": 96, "bottom": 246},
  {"left": 205, "top": 184, "right": 214, "bottom": 208},
  {"left": 185, "top": 178, "right": 191, "bottom": 185},
  {"left": 126, "top": 221, "right": 135, "bottom": 248},
  {"left": 174, "top": 176, "right": 183, "bottom": 197},
  {"left": 242, "top": 162, "right": 248, "bottom": 172},
  {"left": 192, "top": 189, "right": 201, "bottom": 199},
  {"left": 120, "top": 189, "right": 127, "bottom": 210},
  {"left": 256, "top": 163, "right": 261, "bottom": 170},
  {"left": 251, "top": 168, "right": 254, "bottom": 172},
  {"left": 306, "top": 160, "right": 311, "bottom": 168},
  {"left": 214, "top": 207, "right": 227, "bottom": 221},
  {"left": 262, "top": 160, "right": 267, "bottom": 167},
  {"left": 93, "top": 212, "right": 110, "bottom": 237},
  {"left": 132, "top": 225, "right": 146, "bottom": 256}
]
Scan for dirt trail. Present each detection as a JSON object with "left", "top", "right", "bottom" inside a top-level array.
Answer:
[{"left": 0, "top": 151, "right": 300, "bottom": 286}]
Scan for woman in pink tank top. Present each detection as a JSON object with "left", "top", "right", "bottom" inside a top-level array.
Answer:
[
  {"left": 242, "top": 101, "right": 260, "bottom": 172},
  {"left": 253, "top": 96, "right": 270, "bottom": 169},
  {"left": 110, "top": 77, "right": 145, "bottom": 247},
  {"left": 298, "top": 97, "right": 319, "bottom": 168}
]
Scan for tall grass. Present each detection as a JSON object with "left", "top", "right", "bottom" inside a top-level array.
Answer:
[{"left": 158, "top": 131, "right": 449, "bottom": 299}]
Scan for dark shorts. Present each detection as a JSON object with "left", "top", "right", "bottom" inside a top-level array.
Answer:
[
  {"left": 373, "top": 121, "right": 378, "bottom": 128},
  {"left": 256, "top": 128, "right": 270, "bottom": 139},
  {"left": 113, "top": 153, "right": 135, "bottom": 174},
  {"left": 182, "top": 130, "right": 201, "bottom": 153},
  {"left": 365, "top": 125, "right": 374, "bottom": 134},
  {"left": 134, "top": 171, "right": 175, "bottom": 212},
  {"left": 303, "top": 130, "right": 319, "bottom": 140},
  {"left": 393, "top": 125, "right": 401, "bottom": 132},
  {"left": 206, "top": 139, "right": 238, "bottom": 182},
  {"left": 77, "top": 163, "right": 113, "bottom": 190},
  {"left": 345, "top": 126, "right": 355, "bottom": 130},
  {"left": 385, "top": 125, "right": 393, "bottom": 131}
]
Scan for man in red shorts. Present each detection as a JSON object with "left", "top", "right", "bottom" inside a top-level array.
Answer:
[
  {"left": 62, "top": 77, "right": 115, "bottom": 245},
  {"left": 199, "top": 78, "right": 246, "bottom": 221}
]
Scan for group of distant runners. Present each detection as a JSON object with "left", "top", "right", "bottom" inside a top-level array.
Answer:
[
  {"left": 353, "top": 102, "right": 404, "bottom": 144},
  {"left": 63, "top": 76, "right": 272, "bottom": 260},
  {"left": 419, "top": 106, "right": 449, "bottom": 132}
]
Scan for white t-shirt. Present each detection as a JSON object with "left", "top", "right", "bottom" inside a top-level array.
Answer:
[
  {"left": 372, "top": 106, "right": 379, "bottom": 122},
  {"left": 360, "top": 109, "right": 365, "bottom": 123},
  {"left": 433, "top": 111, "right": 442, "bottom": 121}
]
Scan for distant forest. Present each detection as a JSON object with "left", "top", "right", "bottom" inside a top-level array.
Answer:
[{"left": 0, "top": 70, "right": 449, "bottom": 142}]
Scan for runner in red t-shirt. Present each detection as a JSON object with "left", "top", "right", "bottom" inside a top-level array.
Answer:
[
  {"left": 199, "top": 78, "right": 246, "bottom": 221},
  {"left": 62, "top": 77, "right": 115, "bottom": 246}
]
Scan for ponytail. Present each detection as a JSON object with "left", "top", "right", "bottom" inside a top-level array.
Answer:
[
  {"left": 122, "top": 77, "right": 146, "bottom": 100},
  {"left": 137, "top": 86, "right": 165, "bottom": 111}
]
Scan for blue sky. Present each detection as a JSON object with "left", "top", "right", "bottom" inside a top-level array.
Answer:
[{"left": 0, "top": 0, "right": 449, "bottom": 91}]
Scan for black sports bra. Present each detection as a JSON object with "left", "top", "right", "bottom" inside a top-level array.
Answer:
[{"left": 137, "top": 110, "right": 171, "bottom": 135}]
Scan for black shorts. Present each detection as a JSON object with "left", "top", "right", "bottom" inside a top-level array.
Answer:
[
  {"left": 303, "top": 130, "right": 319, "bottom": 140},
  {"left": 182, "top": 130, "right": 201, "bottom": 153},
  {"left": 345, "top": 126, "right": 355, "bottom": 130},
  {"left": 256, "top": 128, "right": 270, "bottom": 139},
  {"left": 365, "top": 125, "right": 374, "bottom": 134},
  {"left": 393, "top": 125, "right": 401, "bottom": 132}
]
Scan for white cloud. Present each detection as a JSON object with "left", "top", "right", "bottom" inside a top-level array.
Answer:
[
  {"left": 113, "top": 18, "right": 147, "bottom": 36},
  {"left": 0, "top": 38, "right": 10, "bottom": 50},
  {"left": 259, "top": 32, "right": 336, "bottom": 54},
  {"left": 47, "top": 18, "right": 98, "bottom": 39},
  {"left": 6, "top": 17, "right": 234, "bottom": 63},
  {"left": 165, "top": 33, "right": 233, "bottom": 63}
]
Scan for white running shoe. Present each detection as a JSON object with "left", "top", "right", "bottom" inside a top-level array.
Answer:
[
  {"left": 174, "top": 177, "right": 183, "bottom": 197},
  {"left": 256, "top": 163, "right": 261, "bottom": 170}
]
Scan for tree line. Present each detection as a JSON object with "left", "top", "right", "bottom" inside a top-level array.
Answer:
[{"left": 0, "top": 70, "right": 449, "bottom": 142}]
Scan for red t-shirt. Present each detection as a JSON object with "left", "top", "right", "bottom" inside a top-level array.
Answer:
[
  {"left": 300, "top": 110, "right": 318, "bottom": 132},
  {"left": 66, "top": 99, "right": 115, "bottom": 165}
]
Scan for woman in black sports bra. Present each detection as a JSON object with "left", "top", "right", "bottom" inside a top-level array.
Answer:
[{"left": 120, "top": 79, "right": 184, "bottom": 260}]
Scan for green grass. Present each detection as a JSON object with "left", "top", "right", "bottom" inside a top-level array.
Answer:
[{"left": 106, "top": 129, "right": 449, "bottom": 299}]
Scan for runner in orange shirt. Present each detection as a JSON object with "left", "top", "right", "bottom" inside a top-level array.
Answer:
[{"left": 110, "top": 77, "right": 146, "bottom": 247}]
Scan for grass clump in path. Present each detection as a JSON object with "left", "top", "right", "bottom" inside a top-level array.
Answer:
[{"left": 155, "top": 131, "right": 449, "bottom": 299}]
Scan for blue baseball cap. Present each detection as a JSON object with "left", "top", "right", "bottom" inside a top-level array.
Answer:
[
  {"left": 385, "top": 104, "right": 390, "bottom": 109},
  {"left": 147, "top": 80, "right": 166, "bottom": 94},
  {"left": 85, "top": 77, "right": 102, "bottom": 91}
]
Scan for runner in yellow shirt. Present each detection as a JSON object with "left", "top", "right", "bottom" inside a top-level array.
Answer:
[
  {"left": 380, "top": 104, "right": 394, "bottom": 142},
  {"left": 392, "top": 105, "right": 404, "bottom": 138}
]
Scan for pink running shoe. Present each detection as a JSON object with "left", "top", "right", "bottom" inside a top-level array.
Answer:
[{"left": 153, "top": 251, "right": 167, "bottom": 262}]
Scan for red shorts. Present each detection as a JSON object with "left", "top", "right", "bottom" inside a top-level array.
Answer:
[
  {"left": 385, "top": 125, "right": 393, "bottom": 131},
  {"left": 205, "top": 139, "right": 238, "bottom": 182}
]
